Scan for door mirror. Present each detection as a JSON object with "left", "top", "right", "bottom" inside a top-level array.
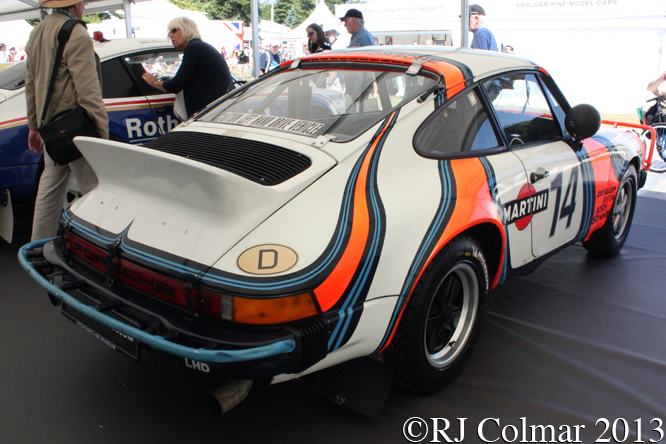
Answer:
[{"left": 565, "top": 104, "right": 601, "bottom": 141}]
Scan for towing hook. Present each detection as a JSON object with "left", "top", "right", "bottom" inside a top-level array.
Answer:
[{"left": 206, "top": 379, "right": 253, "bottom": 415}]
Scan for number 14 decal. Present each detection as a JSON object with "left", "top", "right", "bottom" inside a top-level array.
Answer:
[{"left": 549, "top": 168, "right": 578, "bottom": 237}]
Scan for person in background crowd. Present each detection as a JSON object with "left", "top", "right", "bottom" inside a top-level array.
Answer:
[
  {"left": 466, "top": 5, "right": 503, "bottom": 52},
  {"left": 340, "top": 9, "right": 374, "bottom": 48},
  {"left": 647, "top": 71, "right": 666, "bottom": 115},
  {"left": 141, "top": 17, "right": 233, "bottom": 119},
  {"left": 260, "top": 41, "right": 282, "bottom": 75},
  {"left": 0, "top": 44, "right": 9, "bottom": 62},
  {"left": 17, "top": 45, "right": 27, "bottom": 61},
  {"left": 306, "top": 23, "right": 331, "bottom": 54},
  {"left": 26, "top": 0, "right": 109, "bottom": 241},
  {"left": 325, "top": 28, "right": 340, "bottom": 49},
  {"left": 9, "top": 47, "right": 17, "bottom": 62}
]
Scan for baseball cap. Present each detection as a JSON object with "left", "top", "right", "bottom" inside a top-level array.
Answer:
[
  {"left": 339, "top": 8, "right": 363, "bottom": 21},
  {"left": 470, "top": 5, "right": 486, "bottom": 15},
  {"left": 459, "top": 4, "right": 486, "bottom": 17}
]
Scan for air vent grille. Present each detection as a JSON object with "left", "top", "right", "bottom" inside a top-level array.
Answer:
[{"left": 143, "top": 131, "right": 312, "bottom": 185}]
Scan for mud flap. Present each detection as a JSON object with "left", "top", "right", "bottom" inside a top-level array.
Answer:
[
  {"left": 311, "top": 347, "right": 394, "bottom": 418},
  {"left": 0, "top": 189, "right": 13, "bottom": 244}
]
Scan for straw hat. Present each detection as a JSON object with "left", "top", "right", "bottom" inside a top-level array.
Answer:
[{"left": 39, "top": 0, "right": 83, "bottom": 8}]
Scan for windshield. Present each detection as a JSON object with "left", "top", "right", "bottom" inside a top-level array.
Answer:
[
  {"left": 199, "top": 67, "right": 438, "bottom": 142},
  {"left": 0, "top": 61, "right": 27, "bottom": 91}
]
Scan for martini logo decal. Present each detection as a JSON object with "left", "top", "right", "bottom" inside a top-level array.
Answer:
[{"left": 504, "top": 184, "right": 549, "bottom": 230}]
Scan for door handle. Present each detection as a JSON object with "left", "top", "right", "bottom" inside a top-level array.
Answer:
[
  {"left": 530, "top": 167, "right": 550, "bottom": 184},
  {"left": 155, "top": 106, "right": 171, "bottom": 114}
]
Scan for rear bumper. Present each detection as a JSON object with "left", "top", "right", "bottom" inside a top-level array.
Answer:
[{"left": 19, "top": 238, "right": 329, "bottom": 379}]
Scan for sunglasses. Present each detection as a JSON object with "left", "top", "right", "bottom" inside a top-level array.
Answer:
[
  {"left": 307, "top": 31, "right": 315, "bottom": 37},
  {"left": 168, "top": 28, "right": 180, "bottom": 36}
]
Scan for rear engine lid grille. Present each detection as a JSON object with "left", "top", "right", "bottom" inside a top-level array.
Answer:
[{"left": 143, "top": 131, "right": 312, "bottom": 186}]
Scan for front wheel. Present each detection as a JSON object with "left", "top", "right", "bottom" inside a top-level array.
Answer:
[
  {"left": 583, "top": 165, "right": 637, "bottom": 256},
  {"left": 393, "top": 236, "right": 489, "bottom": 394},
  {"left": 644, "top": 123, "right": 666, "bottom": 173}
]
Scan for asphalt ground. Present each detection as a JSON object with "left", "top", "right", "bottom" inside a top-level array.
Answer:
[{"left": 2, "top": 186, "right": 666, "bottom": 444}]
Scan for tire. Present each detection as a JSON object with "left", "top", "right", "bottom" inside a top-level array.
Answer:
[
  {"left": 583, "top": 165, "right": 637, "bottom": 256},
  {"left": 644, "top": 124, "right": 666, "bottom": 173},
  {"left": 393, "top": 236, "right": 489, "bottom": 395}
]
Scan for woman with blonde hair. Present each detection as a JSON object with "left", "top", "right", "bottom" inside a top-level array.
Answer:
[{"left": 142, "top": 17, "right": 233, "bottom": 119}]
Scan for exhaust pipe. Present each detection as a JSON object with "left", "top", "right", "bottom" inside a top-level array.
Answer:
[{"left": 206, "top": 379, "right": 253, "bottom": 415}]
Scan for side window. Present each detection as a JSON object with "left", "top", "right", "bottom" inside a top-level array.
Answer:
[
  {"left": 541, "top": 80, "right": 569, "bottom": 137},
  {"left": 123, "top": 51, "right": 183, "bottom": 96},
  {"left": 483, "top": 73, "right": 562, "bottom": 147},
  {"left": 101, "top": 58, "right": 142, "bottom": 99},
  {"left": 414, "top": 89, "right": 500, "bottom": 156}
]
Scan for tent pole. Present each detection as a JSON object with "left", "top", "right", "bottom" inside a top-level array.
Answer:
[
  {"left": 124, "top": 0, "right": 134, "bottom": 38},
  {"left": 252, "top": 0, "right": 260, "bottom": 78},
  {"left": 461, "top": 0, "right": 469, "bottom": 48}
]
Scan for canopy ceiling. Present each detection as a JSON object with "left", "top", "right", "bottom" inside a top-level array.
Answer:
[{"left": 0, "top": 0, "right": 152, "bottom": 22}]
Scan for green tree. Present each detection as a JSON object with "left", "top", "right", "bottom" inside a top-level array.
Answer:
[
  {"left": 284, "top": 4, "right": 296, "bottom": 27},
  {"left": 272, "top": 0, "right": 292, "bottom": 25}
]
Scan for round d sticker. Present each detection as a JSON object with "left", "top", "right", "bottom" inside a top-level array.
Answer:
[{"left": 237, "top": 245, "right": 298, "bottom": 275}]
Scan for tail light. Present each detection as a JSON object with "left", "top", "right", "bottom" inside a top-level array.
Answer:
[
  {"left": 62, "top": 229, "right": 320, "bottom": 325},
  {"left": 199, "top": 287, "right": 319, "bottom": 325}
]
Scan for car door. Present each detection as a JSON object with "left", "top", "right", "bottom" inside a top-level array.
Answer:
[
  {"left": 483, "top": 72, "right": 584, "bottom": 258},
  {"left": 413, "top": 86, "right": 534, "bottom": 272},
  {"left": 101, "top": 50, "right": 181, "bottom": 144}
]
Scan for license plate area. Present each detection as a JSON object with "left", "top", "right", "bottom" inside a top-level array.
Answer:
[{"left": 62, "top": 299, "right": 141, "bottom": 361}]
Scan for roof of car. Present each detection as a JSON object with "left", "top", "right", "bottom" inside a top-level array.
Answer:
[
  {"left": 302, "top": 45, "right": 537, "bottom": 86},
  {"left": 93, "top": 38, "right": 175, "bottom": 60}
]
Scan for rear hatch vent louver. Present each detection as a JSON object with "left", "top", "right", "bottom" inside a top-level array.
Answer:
[{"left": 143, "top": 131, "right": 312, "bottom": 186}]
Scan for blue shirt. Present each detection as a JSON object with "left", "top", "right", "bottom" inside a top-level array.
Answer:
[
  {"left": 348, "top": 26, "right": 375, "bottom": 48},
  {"left": 471, "top": 26, "right": 501, "bottom": 52}
]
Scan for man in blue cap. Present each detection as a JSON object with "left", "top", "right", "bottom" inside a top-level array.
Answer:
[
  {"left": 467, "top": 5, "right": 503, "bottom": 52},
  {"left": 340, "top": 8, "right": 374, "bottom": 48}
]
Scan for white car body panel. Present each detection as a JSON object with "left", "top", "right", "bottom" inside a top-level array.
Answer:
[{"left": 73, "top": 131, "right": 336, "bottom": 266}]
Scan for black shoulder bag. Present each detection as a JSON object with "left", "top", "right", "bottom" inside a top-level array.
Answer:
[{"left": 37, "top": 19, "right": 99, "bottom": 165}]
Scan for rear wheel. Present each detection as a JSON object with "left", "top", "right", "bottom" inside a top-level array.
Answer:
[
  {"left": 644, "top": 123, "right": 666, "bottom": 173},
  {"left": 393, "top": 236, "right": 488, "bottom": 394},
  {"left": 583, "top": 165, "right": 637, "bottom": 256}
]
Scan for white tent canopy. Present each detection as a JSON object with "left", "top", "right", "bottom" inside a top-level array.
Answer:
[
  {"left": 281, "top": 0, "right": 340, "bottom": 42},
  {"left": 0, "top": 19, "right": 34, "bottom": 51},
  {"left": 336, "top": 0, "right": 666, "bottom": 114},
  {"left": 85, "top": 0, "right": 242, "bottom": 51}
]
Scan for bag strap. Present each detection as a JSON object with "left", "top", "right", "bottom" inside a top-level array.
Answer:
[{"left": 40, "top": 19, "right": 86, "bottom": 126}]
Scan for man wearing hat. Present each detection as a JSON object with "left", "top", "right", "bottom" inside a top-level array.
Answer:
[
  {"left": 340, "top": 8, "right": 374, "bottom": 48},
  {"left": 467, "top": 5, "right": 503, "bottom": 52},
  {"left": 325, "top": 28, "right": 340, "bottom": 50},
  {"left": 260, "top": 40, "right": 282, "bottom": 75},
  {"left": 25, "top": 0, "right": 108, "bottom": 241}
]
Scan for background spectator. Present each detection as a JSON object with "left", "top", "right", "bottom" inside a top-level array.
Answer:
[
  {"left": 340, "top": 9, "right": 374, "bottom": 48},
  {"left": 306, "top": 23, "right": 331, "bottom": 54},
  {"left": 141, "top": 17, "right": 234, "bottom": 119}
]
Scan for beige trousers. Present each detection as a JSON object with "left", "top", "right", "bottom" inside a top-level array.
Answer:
[{"left": 30, "top": 150, "right": 98, "bottom": 241}]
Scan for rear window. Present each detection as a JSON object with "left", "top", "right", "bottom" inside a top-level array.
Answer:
[
  {"left": 0, "top": 61, "right": 26, "bottom": 91},
  {"left": 199, "top": 66, "right": 438, "bottom": 142}
]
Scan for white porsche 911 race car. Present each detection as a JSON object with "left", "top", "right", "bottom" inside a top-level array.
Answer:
[{"left": 20, "top": 46, "right": 653, "bottom": 416}]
